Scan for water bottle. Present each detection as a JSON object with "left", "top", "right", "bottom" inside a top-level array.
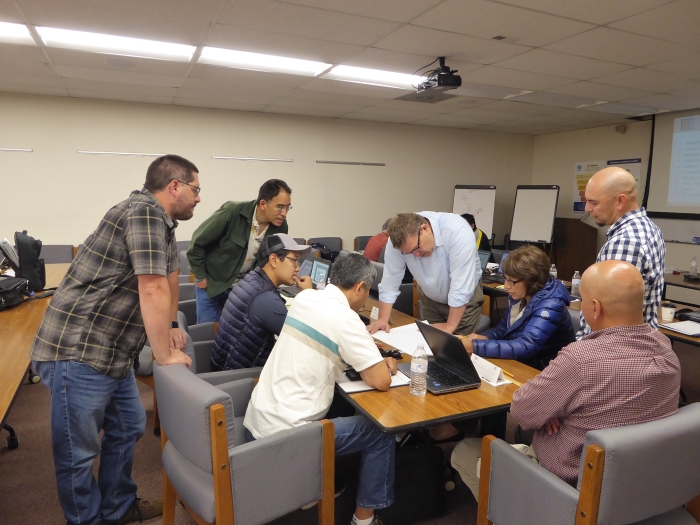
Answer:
[
  {"left": 409, "top": 344, "right": 428, "bottom": 397},
  {"left": 549, "top": 264, "right": 558, "bottom": 280},
  {"left": 571, "top": 270, "right": 581, "bottom": 296},
  {"left": 691, "top": 256, "right": 698, "bottom": 277}
]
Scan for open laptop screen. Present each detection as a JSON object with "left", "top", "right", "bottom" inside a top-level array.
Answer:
[
  {"left": 498, "top": 252, "right": 510, "bottom": 275},
  {"left": 477, "top": 250, "right": 491, "bottom": 270},
  {"left": 311, "top": 258, "right": 331, "bottom": 285}
]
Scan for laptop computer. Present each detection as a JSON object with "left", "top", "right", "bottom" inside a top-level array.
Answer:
[
  {"left": 279, "top": 257, "right": 330, "bottom": 297},
  {"left": 482, "top": 250, "right": 509, "bottom": 284},
  {"left": 477, "top": 250, "right": 491, "bottom": 271},
  {"left": 397, "top": 322, "right": 481, "bottom": 395}
]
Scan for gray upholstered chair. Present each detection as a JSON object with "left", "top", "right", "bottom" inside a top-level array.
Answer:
[
  {"left": 154, "top": 363, "right": 335, "bottom": 525},
  {"left": 179, "top": 282, "right": 196, "bottom": 301},
  {"left": 368, "top": 260, "right": 414, "bottom": 316},
  {"left": 308, "top": 237, "right": 342, "bottom": 252},
  {"left": 354, "top": 235, "right": 372, "bottom": 251},
  {"left": 40, "top": 244, "right": 74, "bottom": 263},
  {"left": 178, "top": 274, "right": 190, "bottom": 284},
  {"left": 179, "top": 250, "right": 190, "bottom": 275},
  {"left": 477, "top": 403, "right": 700, "bottom": 525},
  {"left": 176, "top": 240, "right": 190, "bottom": 254},
  {"left": 179, "top": 299, "right": 197, "bottom": 327},
  {"left": 293, "top": 237, "right": 307, "bottom": 245},
  {"left": 568, "top": 308, "right": 581, "bottom": 334}
]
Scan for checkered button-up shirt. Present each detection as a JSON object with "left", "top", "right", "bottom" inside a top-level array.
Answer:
[
  {"left": 30, "top": 189, "right": 179, "bottom": 378},
  {"left": 511, "top": 325, "right": 680, "bottom": 486},
  {"left": 577, "top": 208, "right": 665, "bottom": 339}
]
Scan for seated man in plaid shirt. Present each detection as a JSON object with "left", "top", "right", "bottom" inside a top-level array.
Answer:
[
  {"left": 577, "top": 166, "right": 665, "bottom": 338},
  {"left": 30, "top": 155, "right": 200, "bottom": 525},
  {"left": 451, "top": 260, "right": 680, "bottom": 499}
]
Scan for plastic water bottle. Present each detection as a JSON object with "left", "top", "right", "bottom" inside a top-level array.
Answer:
[
  {"left": 691, "top": 256, "right": 698, "bottom": 277},
  {"left": 549, "top": 264, "right": 558, "bottom": 280},
  {"left": 571, "top": 270, "right": 581, "bottom": 296},
  {"left": 410, "top": 344, "right": 428, "bottom": 397}
]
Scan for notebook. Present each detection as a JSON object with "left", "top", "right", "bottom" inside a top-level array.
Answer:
[{"left": 660, "top": 321, "right": 700, "bottom": 337}]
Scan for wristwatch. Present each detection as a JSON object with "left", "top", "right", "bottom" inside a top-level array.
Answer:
[{"left": 170, "top": 320, "right": 179, "bottom": 329}]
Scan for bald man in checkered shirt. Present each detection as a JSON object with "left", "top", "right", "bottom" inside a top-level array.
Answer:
[
  {"left": 577, "top": 166, "right": 665, "bottom": 338},
  {"left": 451, "top": 260, "right": 680, "bottom": 499}
]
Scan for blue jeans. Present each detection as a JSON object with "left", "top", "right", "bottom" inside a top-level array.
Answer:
[
  {"left": 334, "top": 415, "right": 395, "bottom": 510},
  {"left": 195, "top": 286, "right": 230, "bottom": 323},
  {"left": 32, "top": 360, "right": 146, "bottom": 525}
]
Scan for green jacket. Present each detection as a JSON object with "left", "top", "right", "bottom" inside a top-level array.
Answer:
[{"left": 187, "top": 200, "right": 288, "bottom": 298}]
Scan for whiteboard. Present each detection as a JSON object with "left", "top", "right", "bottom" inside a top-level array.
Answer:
[
  {"left": 452, "top": 185, "right": 496, "bottom": 239},
  {"left": 510, "top": 186, "right": 560, "bottom": 243}
]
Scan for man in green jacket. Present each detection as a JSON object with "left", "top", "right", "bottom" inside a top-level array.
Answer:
[{"left": 187, "top": 179, "right": 292, "bottom": 323}]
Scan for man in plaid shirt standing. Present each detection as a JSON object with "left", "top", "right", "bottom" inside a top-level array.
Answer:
[
  {"left": 451, "top": 260, "right": 680, "bottom": 498},
  {"left": 577, "top": 166, "right": 665, "bottom": 338},
  {"left": 30, "top": 155, "right": 200, "bottom": 525}
]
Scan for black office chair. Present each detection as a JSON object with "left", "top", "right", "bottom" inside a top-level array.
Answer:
[
  {"left": 354, "top": 236, "right": 372, "bottom": 251},
  {"left": 308, "top": 237, "right": 342, "bottom": 252}
]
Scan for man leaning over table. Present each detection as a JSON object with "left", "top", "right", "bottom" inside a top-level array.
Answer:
[
  {"left": 367, "top": 211, "right": 483, "bottom": 336},
  {"left": 244, "top": 253, "right": 397, "bottom": 525},
  {"left": 30, "top": 155, "right": 199, "bottom": 525},
  {"left": 450, "top": 260, "right": 680, "bottom": 501},
  {"left": 187, "top": 179, "right": 292, "bottom": 323}
]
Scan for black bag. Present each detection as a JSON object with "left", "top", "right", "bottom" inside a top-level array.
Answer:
[
  {"left": 14, "top": 231, "right": 46, "bottom": 292},
  {"left": 379, "top": 443, "right": 447, "bottom": 524},
  {"left": 0, "top": 276, "right": 30, "bottom": 311},
  {"left": 310, "top": 243, "right": 340, "bottom": 263}
]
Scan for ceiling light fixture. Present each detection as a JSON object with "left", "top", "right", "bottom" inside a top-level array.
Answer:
[
  {"left": 78, "top": 151, "right": 167, "bottom": 157},
  {"left": 0, "top": 147, "right": 33, "bottom": 152},
  {"left": 212, "top": 156, "right": 293, "bottom": 162},
  {"left": 315, "top": 160, "right": 385, "bottom": 166},
  {"left": 322, "top": 65, "right": 422, "bottom": 90},
  {"left": 0, "top": 21, "right": 35, "bottom": 45},
  {"left": 36, "top": 27, "right": 196, "bottom": 62},
  {"left": 199, "top": 47, "right": 331, "bottom": 77}
]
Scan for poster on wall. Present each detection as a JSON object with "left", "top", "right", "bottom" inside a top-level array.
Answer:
[{"left": 573, "top": 161, "right": 605, "bottom": 213}]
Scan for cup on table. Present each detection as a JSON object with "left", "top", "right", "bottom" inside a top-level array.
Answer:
[{"left": 661, "top": 302, "right": 677, "bottom": 322}]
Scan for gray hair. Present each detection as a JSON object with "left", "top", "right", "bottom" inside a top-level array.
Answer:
[
  {"left": 329, "top": 253, "right": 376, "bottom": 291},
  {"left": 381, "top": 218, "right": 392, "bottom": 231}
]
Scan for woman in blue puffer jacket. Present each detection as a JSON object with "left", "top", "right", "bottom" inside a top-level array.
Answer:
[{"left": 462, "top": 245, "right": 575, "bottom": 370}]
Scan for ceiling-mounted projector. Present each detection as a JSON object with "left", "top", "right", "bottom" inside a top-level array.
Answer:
[{"left": 395, "top": 56, "right": 461, "bottom": 103}]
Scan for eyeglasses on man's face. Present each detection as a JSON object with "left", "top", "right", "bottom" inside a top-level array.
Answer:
[
  {"left": 285, "top": 256, "right": 301, "bottom": 269},
  {"left": 401, "top": 227, "right": 422, "bottom": 255},
  {"left": 275, "top": 204, "right": 293, "bottom": 212},
  {"left": 177, "top": 180, "right": 201, "bottom": 196}
]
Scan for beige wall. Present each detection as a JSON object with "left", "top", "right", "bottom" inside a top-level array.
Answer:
[{"left": 0, "top": 92, "right": 533, "bottom": 249}]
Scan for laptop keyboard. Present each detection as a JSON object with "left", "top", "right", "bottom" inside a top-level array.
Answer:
[{"left": 427, "top": 361, "right": 471, "bottom": 387}]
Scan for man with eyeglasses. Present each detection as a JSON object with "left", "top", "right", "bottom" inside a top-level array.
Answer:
[
  {"left": 210, "top": 234, "right": 312, "bottom": 371},
  {"left": 367, "top": 212, "right": 483, "bottom": 336},
  {"left": 188, "top": 179, "right": 293, "bottom": 323}
]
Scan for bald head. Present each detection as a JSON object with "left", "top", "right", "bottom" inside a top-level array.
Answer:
[
  {"left": 580, "top": 260, "right": 645, "bottom": 331},
  {"left": 585, "top": 167, "right": 639, "bottom": 227}
]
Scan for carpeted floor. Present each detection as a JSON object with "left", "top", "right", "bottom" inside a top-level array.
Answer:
[{"left": 0, "top": 378, "right": 482, "bottom": 525}]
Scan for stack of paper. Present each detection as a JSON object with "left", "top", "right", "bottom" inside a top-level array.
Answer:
[
  {"left": 372, "top": 322, "right": 432, "bottom": 356},
  {"left": 336, "top": 371, "right": 410, "bottom": 393},
  {"left": 660, "top": 321, "right": 700, "bottom": 337}
]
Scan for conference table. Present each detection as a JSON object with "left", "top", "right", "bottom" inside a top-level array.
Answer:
[
  {"left": 340, "top": 298, "right": 540, "bottom": 434},
  {"left": 0, "top": 263, "right": 70, "bottom": 435}
]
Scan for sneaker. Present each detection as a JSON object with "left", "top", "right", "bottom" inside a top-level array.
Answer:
[
  {"left": 350, "top": 515, "right": 386, "bottom": 525},
  {"left": 102, "top": 498, "right": 163, "bottom": 525}
]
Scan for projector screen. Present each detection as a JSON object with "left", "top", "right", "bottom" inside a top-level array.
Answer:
[{"left": 646, "top": 109, "right": 700, "bottom": 218}]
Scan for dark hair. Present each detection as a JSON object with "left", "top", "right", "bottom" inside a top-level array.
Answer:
[
  {"left": 258, "top": 249, "right": 288, "bottom": 268},
  {"left": 329, "top": 253, "right": 376, "bottom": 292},
  {"left": 501, "top": 245, "right": 550, "bottom": 297},
  {"left": 144, "top": 155, "right": 198, "bottom": 192},
  {"left": 258, "top": 235, "right": 288, "bottom": 267},
  {"left": 461, "top": 213, "right": 476, "bottom": 228},
  {"left": 257, "top": 179, "right": 292, "bottom": 205}
]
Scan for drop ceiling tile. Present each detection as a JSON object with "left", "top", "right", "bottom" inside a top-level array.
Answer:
[
  {"left": 187, "top": 64, "right": 312, "bottom": 89},
  {"left": 626, "top": 94, "right": 700, "bottom": 111},
  {"left": 339, "top": 47, "right": 484, "bottom": 78},
  {"left": 373, "top": 25, "right": 531, "bottom": 65},
  {"left": 173, "top": 98, "right": 267, "bottom": 112},
  {"left": 176, "top": 87, "right": 278, "bottom": 105},
  {"left": 0, "top": 81, "right": 67, "bottom": 96},
  {"left": 0, "top": 43, "right": 47, "bottom": 63},
  {"left": 298, "top": 77, "right": 412, "bottom": 100},
  {"left": 62, "top": 78, "right": 179, "bottom": 96},
  {"left": 610, "top": 0, "right": 700, "bottom": 47},
  {"left": 479, "top": 99, "right": 563, "bottom": 114},
  {"left": 0, "top": 70, "right": 64, "bottom": 86},
  {"left": 68, "top": 89, "right": 175, "bottom": 104},
  {"left": 0, "top": 0, "right": 25, "bottom": 23},
  {"left": 544, "top": 27, "right": 694, "bottom": 67},
  {"left": 264, "top": 97, "right": 367, "bottom": 113},
  {"left": 47, "top": 48, "right": 192, "bottom": 76},
  {"left": 283, "top": 88, "right": 381, "bottom": 106},
  {"left": 546, "top": 81, "right": 657, "bottom": 102},
  {"left": 374, "top": 98, "right": 458, "bottom": 114},
  {"left": 456, "top": 107, "right": 532, "bottom": 120},
  {"left": 508, "top": 91, "right": 600, "bottom": 108},
  {"left": 340, "top": 113, "right": 413, "bottom": 124},
  {"left": 273, "top": 0, "right": 444, "bottom": 23},
  {"left": 413, "top": 0, "right": 593, "bottom": 47},
  {"left": 550, "top": 108, "right": 630, "bottom": 122},
  {"left": 495, "top": 0, "right": 675, "bottom": 25},
  {"left": 436, "top": 95, "right": 496, "bottom": 107},
  {"left": 55, "top": 64, "right": 184, "bottom": 87},
  {"left": 514, "top": 114, "right": 592, "bottom": 127},
  {"left": 206, "top": 24, "right": 363, "bottom": 64},
  {"left": 414, "top": 113, "right": 500, "bottom": 125},
  {"left": 593, "top": 68, "right": 700, "bottom": 94},
  {"left": 647, "top": 54, "right": 700, "bottom": 80},
  {"left": 51, "top": 0, "right": 226, "bottom": 23},
  {"left": 579, "top": 101, "right": 659, "bottom": 116},
  {"left": 460, "top": 66, "right": 576, "bottom": 91},
  {"left": 180, "top": 76, "right": 295, "bottom": 98},
  {"left": 473, "top": 124, "right": 532, "bottom": 135},
  {"left": 671, "top": 84, "right": 700, "bottom": 97},
  {"left": 261, "top": 105, "right": 349, "bottom": 118},
  {"left": 494, "top": 49, "right": 632, "bottom": 81},
  {"left": 410, "top": 119, "right": 481, "bottom": 129},
  {"left": 217, "top": 1, "right": 399, "bottom": 46},
  {"left": 450, "top": 82, "right": 531, "bottom": 99},
  {"left": 0, "top": 59, "right": 55, "bottom": 76},
  {"left": 352, "top": 105, "right": 443, "bottom": 119}
]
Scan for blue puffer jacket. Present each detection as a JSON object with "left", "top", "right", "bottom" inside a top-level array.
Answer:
[
  {"left": 473, "top": 279, "right": 574, "bottom": 370},
  {"left": 211, "top": 268, "right": 279, "bottom": 371}
]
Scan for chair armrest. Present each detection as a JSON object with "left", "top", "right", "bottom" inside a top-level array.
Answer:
[
  {"left": 228, "top": 421, "right": 331, "bottom": 525},
  {"left": 198, "top": 367, "right": 262, "bottom": 386},
  {"left": 193, "top": 341, "right": 214, "bottom": 374},
  {"left": 214, "top": 379, "right": 255, "bottom": 416},
  {"left": 189, "top": 322, "right": 217, "bottom": 342},
  {"left": 487, "top": 439, "right": 579, "bottom": 525}
]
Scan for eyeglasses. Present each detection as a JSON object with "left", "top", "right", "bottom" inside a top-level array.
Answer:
[
  {"left": 275, "top": 204, "right": 293, "bottom": 212},
  {"left": 504, "top": 277, "right": 523, "bottom": 287},
  {"left": 177, "top": 180, "right": 201, "bottom": 196},
  {"left": 286, "top": 256, "right": 301, "bottom": 269},
  {"left": 401, "top": 227, "right": 422, "bottom": 255}
]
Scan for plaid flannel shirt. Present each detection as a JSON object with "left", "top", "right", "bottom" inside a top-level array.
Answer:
[
  {"left": 577, "top": 208, "right": 665, "bottom": 339},
  {"left": 30, "top": 189, "right": 178, "bottom": 378}
]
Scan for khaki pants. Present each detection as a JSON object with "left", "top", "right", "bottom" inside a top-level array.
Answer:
[
  {"left": 417, "top": 283, "right": 484, "bottom": 336},
  {"left": 451, "top": 438, "right": 539, "bottom": 502}
]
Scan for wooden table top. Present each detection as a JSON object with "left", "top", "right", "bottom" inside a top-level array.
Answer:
[
  {"left": 665, "top": 273, "right": 700, "bottom": 291},
  {"left": 0, "top": 263, "right": 69, "bottom": 424},
  {"left": 345, "top": 297, "right": 540, "bottom": 433}
]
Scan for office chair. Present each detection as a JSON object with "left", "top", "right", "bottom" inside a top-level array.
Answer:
[
  {"left": 308, "top": 237, "right": 342, "bottom": 252},
  {"left": 179, "top": 250, "right": 190, "bottom": 275},
  {"left": 293, "top": 237, "right": 307, "bottom": 245},
  {"left": 154, "top": 363, "right": 335, "bottom": 525},
  {"left": 354, "top": 236, "right": 372, "bottom": 251},
  {"left": 477, "top": 403, "right": 700, "bottom": 525},
  {"left": 176, "top": 240, "right": 190, "bottom": 254},
  {"left": 179, "top": 282, "right": 196, "bottom": 301},
  {"left": 39, "top": 244, "right": 74, "bottom": 263}
]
